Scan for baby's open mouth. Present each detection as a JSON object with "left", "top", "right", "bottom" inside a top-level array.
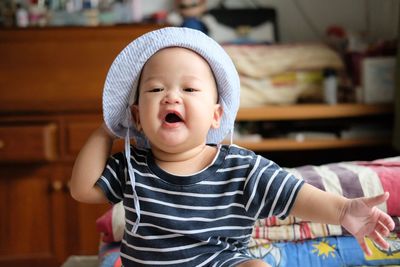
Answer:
[{"left": 165, "top": 112, "right": 183, "bottom": 123}]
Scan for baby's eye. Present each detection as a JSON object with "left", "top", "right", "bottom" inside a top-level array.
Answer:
[
  {"left": 183, "top": 88, "right": 198, "bottom": 92},
  {"left": 148, "top": 88, "right": 164, "bottom": 92}
]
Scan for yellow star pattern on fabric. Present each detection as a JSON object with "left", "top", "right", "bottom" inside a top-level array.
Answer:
[{"left": 312, "top": 239, "right": 337, "bottom": 259}]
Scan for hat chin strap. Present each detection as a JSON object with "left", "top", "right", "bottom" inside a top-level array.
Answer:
[
  {"left": 229, "top": 128, "right": 234, "bottom": 145},
  {"left": 124, "top": 108, "right": 141, "bottom": 234}
]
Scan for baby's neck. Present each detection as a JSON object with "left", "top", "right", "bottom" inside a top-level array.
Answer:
[{"left": 151, "top": 144, "right": 218, "bottom": 176}]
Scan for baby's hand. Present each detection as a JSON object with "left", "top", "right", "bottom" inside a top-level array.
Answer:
[{"left": 340, "top": 192, "right": 395, "bottom": 255}]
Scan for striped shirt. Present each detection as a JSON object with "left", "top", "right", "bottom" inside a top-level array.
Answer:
[{"left": 96, "top": 144, "right": 304, "bottom": 266}]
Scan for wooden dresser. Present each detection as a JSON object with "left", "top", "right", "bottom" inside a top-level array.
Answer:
[{"left": 0, "top": 24, "right": 161, "bottom": 267}]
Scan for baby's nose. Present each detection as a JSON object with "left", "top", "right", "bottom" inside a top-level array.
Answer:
[{"left": 162, "top": 90, "right": 182, "bottom": 104}]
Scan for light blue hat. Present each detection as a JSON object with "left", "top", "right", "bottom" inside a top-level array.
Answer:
[
  {"left": 103, "top": 27, "right": 240, "bottom": 147},
  {"left": 102, "top": 27, "right": 240, "bottom": 234}
]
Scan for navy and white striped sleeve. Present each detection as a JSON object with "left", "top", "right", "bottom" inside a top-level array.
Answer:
[
  {"left": 95, "top": 152, "right": 126, "bottom": 204},
  {"left": 243, "top": 156, "right": 304, "bottom": 220}
]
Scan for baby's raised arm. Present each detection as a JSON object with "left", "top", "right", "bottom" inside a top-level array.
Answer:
[
  {"left": 290, "top": 183, "right": 395, "bottom": 255},
  {"left": 69, "top": 124, "right": 115, "bottom": 204}
]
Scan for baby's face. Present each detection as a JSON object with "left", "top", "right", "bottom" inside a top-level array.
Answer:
[{"left": 134, "top": 47, "right": 222, "bottom": 153}]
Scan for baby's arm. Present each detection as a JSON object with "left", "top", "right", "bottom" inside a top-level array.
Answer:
[
  {"left": 290, "top": 183, "right": 395, "bottom": 255},
  {"left": 69, "top": 124, "right": 115, "bottom": 204}
]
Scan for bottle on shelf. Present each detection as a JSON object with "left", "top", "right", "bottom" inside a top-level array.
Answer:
[
  {"left": 15, "top": 3, "right": 29, "bottom": 27},
  {"left": 323, "top": 68, "right": 338, "bottom": 105}
]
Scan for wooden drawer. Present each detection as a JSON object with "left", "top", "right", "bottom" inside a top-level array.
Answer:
[
  {"left": 66, "top": 120, "right": 124, "bottom": 157},
  {"left": 0, "top": 123, "right": 58, "bottom": 162},
  {"left": 66, "top": 121, "right": 99, "bottom": 155}
]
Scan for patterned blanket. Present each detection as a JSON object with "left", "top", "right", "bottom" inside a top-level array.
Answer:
[
  {"left": 286, "top": 158, "right": 400, "bottom": 216},
  {"left": 248, "top": 235, "right": 400, "bottom": 267},
  {"left": 253, "top": 217, "right": 400, "bottom": 242}
]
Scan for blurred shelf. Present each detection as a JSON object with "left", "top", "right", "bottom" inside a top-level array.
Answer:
[
  {"left": 233, "top": 103, "right": 393, "bottom": 151},
  {"left": 236, "top": 103, "right": 394, "bottom": 121},
  {"left": 232, "top": 138, "right": 391, "bottom": 151}
]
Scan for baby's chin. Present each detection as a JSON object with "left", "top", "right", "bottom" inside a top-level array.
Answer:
[{"left": 151, "top": 138, "right": 206, "bottom": 154}]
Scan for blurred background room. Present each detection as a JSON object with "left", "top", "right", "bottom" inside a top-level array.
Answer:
[{"left": 0, "top": 0, "right": 399, "bottom": 266}]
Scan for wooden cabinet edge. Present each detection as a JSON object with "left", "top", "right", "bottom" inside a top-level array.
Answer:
[{"left": 0, "top": 24, "right": 165, "bottom": 43}]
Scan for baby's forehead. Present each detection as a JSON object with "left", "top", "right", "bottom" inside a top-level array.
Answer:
[
  {"left": 140, "top": 47, "right": 216, "bottom": 82},
  {"left": 145, "top": 47, "right": 210, "bottom": 65}
]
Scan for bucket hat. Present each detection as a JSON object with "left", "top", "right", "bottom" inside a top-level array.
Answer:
[{"left": 103, "top": 27, "right": 240, "bottom": 147}]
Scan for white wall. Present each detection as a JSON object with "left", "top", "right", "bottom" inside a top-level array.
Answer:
[{"left": 141, "top": 0, "right": 399, "bottom": 43}]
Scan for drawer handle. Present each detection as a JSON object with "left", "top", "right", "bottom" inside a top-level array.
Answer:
[
  {"left": 0, "top": 140, "right": 4, "bottom": 149},
  {"left": 51, "top": 180, "right": 64, "bottom": 192}
]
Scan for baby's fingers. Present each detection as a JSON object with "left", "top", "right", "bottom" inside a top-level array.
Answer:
[
  {"left": 357, "top": 236, "right": 372, "bottom": 256},
  {"left": 378, "top": 212, "right": 395, "bottom": 232},
  {"left": 375, "top": 221, "right": 391, "bottom": 237},
  {"left": 364, "top": 192, "right": 389, "bottom": 208},
  {"left": 369, "top": 230, "right": 390, "bottom": 250},
  {"left": 357, "top": 231, "right": 389, "bottom": 257}
]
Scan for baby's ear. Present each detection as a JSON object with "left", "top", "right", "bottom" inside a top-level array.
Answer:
[
  {"left": 131, "top": 105, "right": 142, "bottom": 131},
  {"left": 211, "top": 104, "right": 223, "bottom": 129}
]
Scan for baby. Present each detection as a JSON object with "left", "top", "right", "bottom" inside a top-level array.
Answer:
[{"left": 70, "top": 27, "right": 395, "bottom": 267}]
